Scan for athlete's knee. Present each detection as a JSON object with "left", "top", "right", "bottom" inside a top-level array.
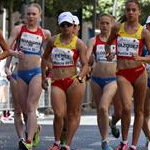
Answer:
[
  {"left": 67, "top": 110, "right": 81, "bottom": 121},
  {"left": 134, "top": 107, "right": 144, "bottom": 117},
  {"left": 54, "top": 111, "right": 65, "bottom": 121},
  {"left": 122, "top": 105, "right": 131, "bottom": 115},
  {"left": 14, "top": 110, "right": 22, "bottom": 118},
  {"left": 98, "top": 105, "right": 108, "bottom": 115},
  {"left": 114, "top": 108, "right": 122, "bottom": 118}
]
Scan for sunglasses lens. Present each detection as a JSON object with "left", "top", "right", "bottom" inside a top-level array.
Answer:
[{"left": 60, "top": 22, "right": 73, "bottom": 27}]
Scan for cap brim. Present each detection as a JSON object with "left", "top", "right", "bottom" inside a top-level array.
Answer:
[{"left": 59, "top": 19, "right": 73, "bottom": 25}]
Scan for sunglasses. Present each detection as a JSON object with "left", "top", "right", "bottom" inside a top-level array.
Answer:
[{"left": 60, "top": 22, "right": 73, "bottom": 28}]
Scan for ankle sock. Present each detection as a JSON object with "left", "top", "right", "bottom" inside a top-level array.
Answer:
[
  {"left": 130, "top": 145, "right": 136, "bottom": 149},
  {"left": 122, "top": 140, "right": 128, "bottom": 144}
]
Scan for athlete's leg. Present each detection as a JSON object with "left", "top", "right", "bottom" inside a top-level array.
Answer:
[
  {"left": 109, "top": 89, "right": 122, "bottom": 138},
  {"left": 112, "top": 89, "right": 122, "bottom": 126},
  {"left": 142, "top": 87, "right": 150, "bottom": 148},
  {"left": 65, "top": 78, "right": 85, "bottom": 146},
  {"left": 117, "top": 76, "right": 133, "bottom": 141},
  {"left": 132, "top": 71, "right": 147, "bottom": 146},
  {"left": 10, "top": 78, "right": 24, "bottom": 139},
  {"left": 51, "top": 86, "right": 66, "bottom": 142},
  {"left": 17, "top": 78, "right": 28, "bottom": 132},
  {"left": 99, "top": 81, "right": 117, "bottom": 140},
  {"left": 26, "top": 75, "right": 42, "bottom": 141},
  {"left": 90, "top": 80, "right": 103, "bottom": 130},
  {"left": 143, "top": 87, "right": 150, "bottom": 142}
]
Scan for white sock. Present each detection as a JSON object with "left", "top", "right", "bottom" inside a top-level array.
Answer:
[
  {"left": 130, "top": 145, "right": 136, "bottom": 149},
  {"left": 55, "top": 141, "right": 60, "bottom": 145},
  {"left": 122, "top": 140, "right": 128, "bottom": 144}
]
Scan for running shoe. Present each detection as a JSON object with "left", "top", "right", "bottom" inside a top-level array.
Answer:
[
  {"left": 115, "top": 142, "right": 129, "bottom": 150},
  {"left": 60, "top": 134, "right": 67, "bottom": 145},
  {"left": 33, "top": 124, "right": 42, "bottom": 147},
  {"left": 146, "top": 137, "right": 150, "bottom": 149},
  {"left": 109, "top": 119, "right": 120, "bottom": 138},
  {"left": 18, "top": 139, "right": 25, "bottom": 149},
  {"left": 47, "top": 143, "right": 60, "bottom": 150},
  {"left": 19, "top": 140, "right": 32, "bottom": 150},
  {"left": 101, "top": 141, "right": 113, "bottom": 150}
]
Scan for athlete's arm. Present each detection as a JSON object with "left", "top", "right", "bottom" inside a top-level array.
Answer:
[
  {"left": 43, "top": 29, "right": 51, "bottom": 40},
  {"left": 8, "top": 25, "right": 24, "bottom": 58},
  {"left": 105, "top": 23, "right": 120, "bottom": 60},
  {"left": 41, "top": 37, "right": 54, "bottom": 89},
  {"left": 87, "top": 37, "right": 95, "bottom": 66},
  {"left": 87, "top": 37, "right": 95, "bottom": 60},
  {"left": 76, "top": 38, "right": 89, "bottom": 79},
  {"left": 0, "top": 31, "right": 11, "bottom": 60},
  {"left": 134, "top": 29, "right": 150, "bottom": 62},
  {"left": 5, "top": 56, "right": 13, "bottom": 80}
]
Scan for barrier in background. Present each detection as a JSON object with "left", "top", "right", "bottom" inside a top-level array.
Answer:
[{"left": 0, "top": 79, "right": 92, "bottom": 111}]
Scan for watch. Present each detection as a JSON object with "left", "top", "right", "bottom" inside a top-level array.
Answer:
[{"left": 76, "top": 75, "right": 83, "bottom": 83}]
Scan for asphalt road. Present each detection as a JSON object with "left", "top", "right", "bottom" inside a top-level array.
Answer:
[{"left": 0, "top": 114, "right": 148, "bottom": 150}]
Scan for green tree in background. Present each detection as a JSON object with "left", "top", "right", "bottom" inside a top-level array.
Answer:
[{"left": 0, "top": 0, "right": 150, "bottom": 34}]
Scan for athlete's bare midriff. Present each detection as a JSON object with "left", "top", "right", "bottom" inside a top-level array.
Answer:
[
  {"left": 92, "top": 62, "right": 117, "bottom": 77},
  {"left": 18, "top": 54, "right": 41, "bottom": 70},
  {"left": 117, "top": 59, "right": 143, "bottom": 70},
  {"left": 52, "top": 66, "right": 77, "bottom": 80}
]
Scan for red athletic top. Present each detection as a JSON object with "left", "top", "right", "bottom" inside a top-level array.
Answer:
[{"left": 17, "top": 25, "right": 45, "bottom": 55}]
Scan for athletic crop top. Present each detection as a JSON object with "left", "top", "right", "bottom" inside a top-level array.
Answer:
[
  {"left": 18, "top": 25, "right": 45, "bottom": 55},
  {"left": 51, "top": 34, "right": 79, "bottom": 68},
  {"left": 93, "top": 35, "right": 116, "bottom": 63},
  {"left": 117, "top": 23, "right": 144, "bottom": 60}
]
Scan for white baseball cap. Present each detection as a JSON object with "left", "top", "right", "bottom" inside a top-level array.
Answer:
[
  {"left": 58, "top": 11, "right": 74, "bottom": 25},
  {"left": 146, "top": 15, "right": 150, "bottom": 24},
  {"left": 73, "top": 15, "right": 80, "bottom": 25}
]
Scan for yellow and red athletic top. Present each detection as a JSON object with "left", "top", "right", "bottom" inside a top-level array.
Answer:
[
  {"left": 51, "top": 34, "right": 79, "bottom": 68},
  {"left": 117, "top": 22, "right": 144, "bottom": 60}
]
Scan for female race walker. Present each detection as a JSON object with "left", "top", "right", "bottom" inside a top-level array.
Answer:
[
  {"left": 41, "top": 12, "right": 88, "bottom": 150},
  {"left": 7, "top": 3, "right": 51, "bottom": 150},
  {"left": 105, "top": 0, "right": 150, "bottom": 149},
  {"left": 87, "top": 13, "right": 120, "bottom": 150},
  {"left": 142, "top": 16, "right": 150, "bottom": 149}
]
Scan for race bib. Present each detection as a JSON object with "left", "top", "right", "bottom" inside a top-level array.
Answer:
[
  {"left": 19, "top": 32, "right": 42, "bottom": 53},
  {"left": 117, "top": 36, "right": 139, "bottom": 57},
  {"left": 51, "top": 47, "right": 74, "bottom": 66},
  {"left": 96, "top": 44, "right": 116, "bottom": 62}
]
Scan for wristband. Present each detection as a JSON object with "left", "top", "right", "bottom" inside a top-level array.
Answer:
[{"left": 76, "top": 75, "right": 83, "bottom": 83}]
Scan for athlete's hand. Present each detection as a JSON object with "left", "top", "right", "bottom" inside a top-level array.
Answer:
[
  {"left": 132, "top": 53, "right": 143, "bottom": 61},
  {"left": 42, "top": 79, "right": 49, "bottom": 90},
  {"left": 106, "top": 53, "right": 115, "bottom": 61},
  {"left": 10, "top": 50, "right": 24, "bottom": 59}
]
